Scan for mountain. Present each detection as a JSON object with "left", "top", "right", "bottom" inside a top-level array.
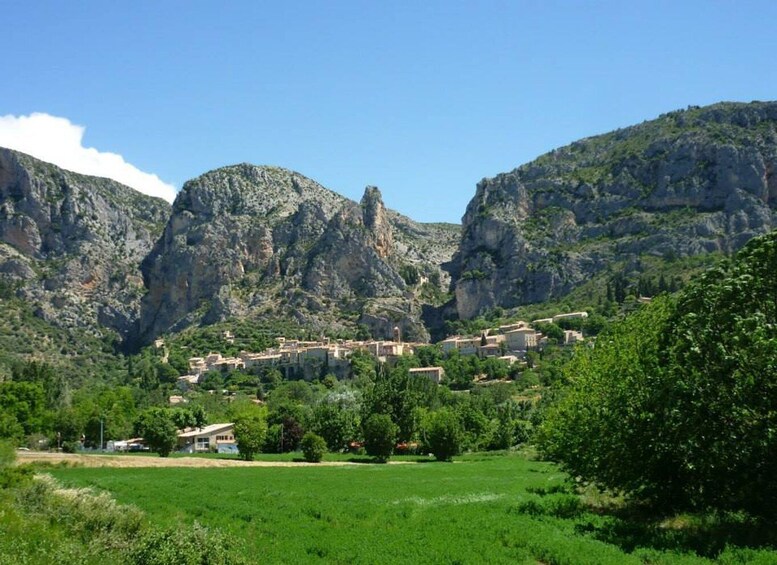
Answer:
[
  {"left": 137, "top": 164, "right": 459, "bottom": 344},
  {"left": 451, "top": 102, "right": 777, "bottom": 319},
  {"left": 2, "top": 100, "right": 777, "bottom": 360},
  {"left": 0, "top": 148, "right": 170, "bottom": 342}
]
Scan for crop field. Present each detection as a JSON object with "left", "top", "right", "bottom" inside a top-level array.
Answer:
[{"left": 49, "top": 453, "right": 776, "bottom": 564}]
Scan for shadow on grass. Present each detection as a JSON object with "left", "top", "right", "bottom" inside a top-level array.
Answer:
[
  {"left": 338, "top": 456, "right": 445, "bottom": 464},
  {"left": 580, "top": 506, "right": 777, "bottom": 558},
  {"left": 345, "top": 457, "right": 387, "bottom": 464}
]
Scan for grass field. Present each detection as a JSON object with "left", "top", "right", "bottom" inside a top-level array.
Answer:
[{"left": 48, "top": 453, "right": 777, "bottom": 564}]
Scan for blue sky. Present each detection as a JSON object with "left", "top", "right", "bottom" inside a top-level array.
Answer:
[{"left": 1, "top": 1, "right": 776, "bottom": 222}]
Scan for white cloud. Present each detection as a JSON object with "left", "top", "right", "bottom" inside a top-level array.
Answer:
[{"left": 0, "top": 112, "right": 177, "bottom": 202}]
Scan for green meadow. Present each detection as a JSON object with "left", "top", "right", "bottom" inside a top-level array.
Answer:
[{"left": 48, "top": 453, "right": 777, "bottom": 564}]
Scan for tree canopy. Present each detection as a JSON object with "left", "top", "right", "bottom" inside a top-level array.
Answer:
[
  {"left": 538, "top": 230, "right": 777, "bottom": 517},
  {"left": 234, "top": 411, "right": 268, "bottom": 461},
  {"left": 135, "top": 408, "right": 178, "bottom": 457}
]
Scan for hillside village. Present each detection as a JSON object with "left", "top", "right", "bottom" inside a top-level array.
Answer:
[
  {"left": 131, "top": 311, "right": 589, "bottom": 456},
  {"left": 170, "top": 311, "right": 588, "bottom": 391}
]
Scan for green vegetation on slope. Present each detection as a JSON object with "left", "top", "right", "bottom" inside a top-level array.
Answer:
[{"left": 0, "top": 292, "right": 128, "bottom": 385}]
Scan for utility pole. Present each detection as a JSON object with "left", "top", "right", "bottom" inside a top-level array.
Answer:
[{"left": 100, "top": 419, "right": 104, "bottom": 452}]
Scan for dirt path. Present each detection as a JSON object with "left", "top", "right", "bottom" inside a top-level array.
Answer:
[{"left": 16, "top": 451, "right": 362, "bottom": 468}]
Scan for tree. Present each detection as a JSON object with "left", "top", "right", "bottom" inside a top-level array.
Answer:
[
  {"left": 350, "top": 349, "right": 377, "bottom": 383},
  {"left": 170, "top": 408, "right": 197, "bottom": 431},
  {"left": 156, "top": 362, "right": 180, "bottom": 384},
  {"left": 362, "top": 364, "right": 419, "bottom": 441},
  {"left": 135, "top": 408, "right": 178, "bottom": 457},
  {"left": 453, "top": 401, "right": 491, "bottom": 451},
  {"left": 442, "top": 350, "right": 473, "bottom": 390},
  {"left": 311, "top": 402, "right": 358, "bottom": 452},
  {"left": 415, "top": 345, "right": 443, "bottom": 368},
  {"left": 423, "top": 408, "right": 463, "bottom": 462},
  {"left": 233, "top": 411, "right": 267, "bottom": 461},
  {"left": 169, "top": 406, "right": 208, "bottom": 431},
  {"left": 54, "top": 408, "right": 84, "bottom": 445},
  {"left": 538, "top": 229, "right": 777, "bottom": 518},
  {"left": 655, "top": 232, "right": 777, "bottom": 517},
  {"left": 362, "top": 414, "right": 398, "bottom": 463},
  {"left": 266, "top": 402, "right": 308, "bottom": 452},
  {"left": 533, "top": 322, "right": 564, "bottom": 344},
  {"left": 0, "top": 381, "right": 49, "bottom": 439},
  {"left": 300, "top": 432, "right": 327, "bottom": 463}
]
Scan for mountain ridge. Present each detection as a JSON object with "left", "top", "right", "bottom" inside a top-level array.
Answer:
[
  {"left": 1, "top": 100, "right": 776, "bottom": 369},
  {"left": 450, "top": 101, "right": 777, "bottom": 319},
  {"left": 0, "top": 147, "right": 170, "bottom": 342}
]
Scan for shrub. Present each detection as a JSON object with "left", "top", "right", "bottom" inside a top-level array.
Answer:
[
  {"left": 0, "top": 441, "right": 31, "bottom": 489},
  {"left": 129, "top": 522, "right": 237, "bottom": 565},
  {"left": 0, "top": 441, "right": 14, "bottom": 468},
  {"left": 300, "top": 432, "right": 326, "bottom": 463},
  {"left": 512, "top": 494, "right": 583, "bottom": 519},
  {"left": 61, "top": 440, "right": 80, "bottom": 453},
  {"left": 16, "top": 475, "right": 144, "bottom": 541},
  {"left": 362, "top": 414, "right": 398, "bottom": 463}
]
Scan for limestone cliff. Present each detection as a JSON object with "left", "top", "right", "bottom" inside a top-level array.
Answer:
[
  {"left": 138, "top": 165, "right": 458, "bottom": 344},
  {"left": 0, "top": 148, "right": 170, "bottom": 340},
  {"left": 452, "top": 102, "right": 777, "bottom": 318}
]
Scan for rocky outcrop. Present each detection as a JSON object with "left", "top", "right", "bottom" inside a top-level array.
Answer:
[
  {"left": 0, "top": 148, "right": 170, "bottom": 339},
  {"left": 451, "top": 102, "right": 777, "bottom": 318},
  {"left": 138, "top": 165, "right": 458, "bottom": 344}
]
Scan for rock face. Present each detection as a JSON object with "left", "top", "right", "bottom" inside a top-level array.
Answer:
[
  {"left": 0, "top": 148, "right": 170, "bottom": 339},
  {"left": 138, "top": 165, "right": 458, "bottom": 344},
  {"left": 5, "top": 100, "right": 776, "bottom": 349},
  {"left": 452, "top": 102, "right": 777, "bottom": 319}
]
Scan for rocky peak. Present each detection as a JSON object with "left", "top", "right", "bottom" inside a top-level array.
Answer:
[
  {"left": 451, "top": 101, "right": 777, "bottom": 319},
  {"left": 137, "top": 164, "right": 458, "bottom": 344},
  {"left": 0, "top": 147, "right": 170, "bottom": 340},
  {"left": 360, "top": 185, "right": 393, "bottom": 258}
]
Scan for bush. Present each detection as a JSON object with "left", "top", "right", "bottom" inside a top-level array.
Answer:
[
  {"left": 16, "top": 475, "right": 144, "bottom": 541},
  {"left": 362, "top": 414, "right": 398, "bottom": 463},
  {"left": 300, "top": 432, "right": 326, "bottom": 463},
  {"left": 0, "top": 441, "right": 14, "bottom": 468},
  {"left": 512, "top": 494, "right": 583, "bottom": 518},
  {"left": 0, "top": 441, "right": 31, "bottom": 489},
  {"left": 62, "top": 440, "right": 80, "bottom": 453},
  {"left": 129, "top": 522, "right": 237, "bottom": 565}
]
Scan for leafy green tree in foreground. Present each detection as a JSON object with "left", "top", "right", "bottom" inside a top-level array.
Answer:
[
  {"left": 234, "top": 412, "right": 267, "bottom": 461},
  {"left": 135, "top": 408, "right": 178, "bottom": 457},
  {"left": 423, "top": 408, "right": 463, "bottom": 462},
  {"left": 538, "top": 230, "right": 777, "bottom": 518},
  {"left": 363, "top": 414, "right": 398, "bottom": 463}
]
